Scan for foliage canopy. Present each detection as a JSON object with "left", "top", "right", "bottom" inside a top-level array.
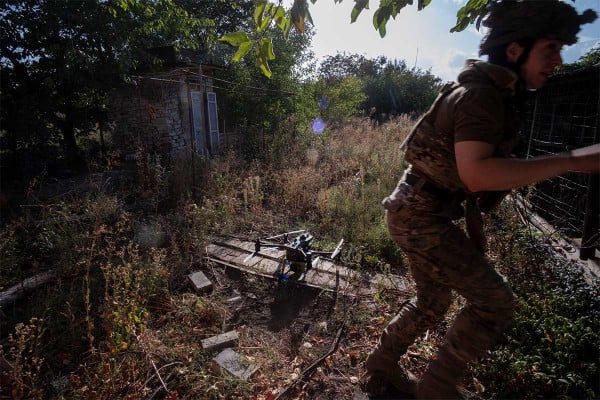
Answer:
[{"left": 220, "top": 0, "right": 494, "bottom": 77}]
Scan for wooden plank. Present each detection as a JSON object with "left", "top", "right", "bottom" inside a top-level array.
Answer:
[
  {"left": 242, "top": 254, "right": 262, "bottom": 269},
  {"left": 223, "top": 238, "right": 255, "bottom": 252},
  {"left": 259, "top": 247, "right": 286, "bottom": 258},
  {"left": 205, "top": 238, "right": 408, "bottom": 296},
  {"left": 207, "top": 246, "right": 236, "bottom": 260},
  {"left": 0, "top": 270, "right": 58, "bottom": 307},
  {"left": 251, "top": 258, "right": 281, "bottom": 276}
]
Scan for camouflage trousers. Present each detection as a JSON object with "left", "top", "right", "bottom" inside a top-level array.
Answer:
[{"left": 368, "top": 176, "right": 515, "bottom": 397}]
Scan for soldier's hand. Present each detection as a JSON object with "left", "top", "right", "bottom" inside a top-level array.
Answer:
[{"left": 567, "top": 143, "right": 600, "bottom": 173}]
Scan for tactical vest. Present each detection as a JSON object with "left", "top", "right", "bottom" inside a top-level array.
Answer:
[
  {"left": 401, "top": 81, "right": 521, "bottom": 198},
  {"left": 400, "top": 83, "right": 465, "bottom": 191}
]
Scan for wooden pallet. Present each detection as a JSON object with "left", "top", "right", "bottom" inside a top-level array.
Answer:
[{"left": 205, "top": 236, "right": 407, "bottom": 296}]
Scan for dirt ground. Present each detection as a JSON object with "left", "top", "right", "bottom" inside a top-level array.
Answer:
[{"left": 193, "top": 257, "right": 441, "bottom": 400}]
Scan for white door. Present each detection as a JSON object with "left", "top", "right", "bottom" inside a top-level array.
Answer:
[
  {"left": 206, "top": 92, "right": 219, "bottom": 154},
  {"left": 191, "top": 91, "right": 205, "bottom": 156}
]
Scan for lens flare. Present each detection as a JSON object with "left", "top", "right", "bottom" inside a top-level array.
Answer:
[{"left": 312, "top": 118, "right": 326, "bottom": 134}]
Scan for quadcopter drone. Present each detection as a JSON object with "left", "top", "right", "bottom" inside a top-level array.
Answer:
[{"left": 243, "top": 230, "right": 344, "bottom": 281}]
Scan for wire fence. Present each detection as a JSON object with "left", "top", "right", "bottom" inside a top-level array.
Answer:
[{"left": 522, "top": 65, "right": 599, "bottom": 259}]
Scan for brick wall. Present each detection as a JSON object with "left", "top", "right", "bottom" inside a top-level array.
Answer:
[{"left": 109, "top": 68, "right": 205, "bottom": 161}]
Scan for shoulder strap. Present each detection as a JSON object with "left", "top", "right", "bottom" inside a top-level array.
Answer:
[{"left": 400, "top": 82, "right": 461, "bottom": 150}]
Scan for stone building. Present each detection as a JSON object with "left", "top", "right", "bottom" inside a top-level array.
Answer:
[{"left": 109, "top": 47, "right": 221, "bottom": 161}]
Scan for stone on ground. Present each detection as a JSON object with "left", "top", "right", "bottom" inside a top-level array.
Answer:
[
  {"left": 201, "top": 330, "right": 239, "bottom": 352},
  {"left": 212, "top": 348, "right": 258, "bottom": 380},
  {"left": 188, "top": 271, "right": 213, "bottom": 293}
]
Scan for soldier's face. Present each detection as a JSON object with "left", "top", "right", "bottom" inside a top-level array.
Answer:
[{"left": 518, "top": 38, "right": 564, "bottom": 89}]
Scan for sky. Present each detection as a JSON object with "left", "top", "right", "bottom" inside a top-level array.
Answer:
[{"left": 306, "top": 0, "right": 600, "bottom": 82}]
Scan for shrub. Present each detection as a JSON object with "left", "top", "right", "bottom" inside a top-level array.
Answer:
[{"left": 474, "top": 207, "right": 600, "bottom": 399}]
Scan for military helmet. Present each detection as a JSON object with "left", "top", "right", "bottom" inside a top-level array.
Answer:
[{"left": 479, "top": 0, "right": 597, "bottom": 56}]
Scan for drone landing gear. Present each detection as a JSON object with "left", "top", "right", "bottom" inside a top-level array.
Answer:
[{"left": 278, "top": 256, "right": 319, "bottom": 282}]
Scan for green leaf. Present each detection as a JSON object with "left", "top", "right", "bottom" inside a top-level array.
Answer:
[
  {"left": 273, "top": 5, "right": 286, "bottom": 20},
  {"left": 255, "top": 38, "right": 275, "bottom": 78},
  {"left": 277, "top": 16, "right": 291, "bottom": 35},
  {"left": 232, "top": 41, "right": 252, "bottom": 62},
  {"left": 258, "top": 61, "right": 272, "bottom": 78},
  {"left": 261, "top": 37, "right": 276, "bottom": 60},
  {"left": 419, "top": 0, "right": 432, "bottom": 9},
  {"left": 283, "top": 18, "right": 293, "bottom": 40},
  {"left": 351, "top": 0, "right": 369, "bottom": 23},
  {"left": 219, "top": 31, "right": 250, "bottom": 46},
  {"left": 256, "top": 48, "right": 273, "bottom": 78},
  {"left": 255, "top": 1, "right": 274, "bottom": 32},
  {"left": 373, "top": 8, "right": 389, "bottom": 38},
  {"left": 254, "top": 0, "right": 267, "bottom": 25},
  {"left": 265, "top": 2, "right": 274, "bottom": 15},
  {"left": 451, "top": 0, "right": 489, "bottom": 32},
  {"left": 259, "top": 14, "right": 272, "bottom": 31}
]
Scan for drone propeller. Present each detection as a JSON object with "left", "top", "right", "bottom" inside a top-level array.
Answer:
[
  {"left": 330, "top": 239, "right": 344, "bottom": 261},
  {"left": 311, "top": 256, "right": 321, "bottom": 270},
  {"left": 243, "top": 252, "right": 257, "bottom": 264},
  {"left": 266, "top": 229, "right": 305, "bottom": 241}
]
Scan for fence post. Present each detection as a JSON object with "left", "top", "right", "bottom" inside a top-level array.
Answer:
[{"left": 580, "top": 174, "right": 599, "bottom": 260}]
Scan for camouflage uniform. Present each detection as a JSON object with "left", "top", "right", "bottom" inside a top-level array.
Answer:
[{"left": 367, "top": 61, "right": 521, "bottom": 397}]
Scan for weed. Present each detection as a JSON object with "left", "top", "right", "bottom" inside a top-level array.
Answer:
[{"left": 0, "top": 318, "right": 45, "bottom": 400}]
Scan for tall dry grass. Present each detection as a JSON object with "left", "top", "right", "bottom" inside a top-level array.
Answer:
[{"left": 0, "top": 115, "right": 414, "bottom": 399}]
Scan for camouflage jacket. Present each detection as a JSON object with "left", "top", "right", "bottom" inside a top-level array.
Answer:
[
  {"left": 404, "top": 60, "right": 521, "bottom": 191},
  {"left": 383, "top": 60, "right": 523, "bottom": 224}
]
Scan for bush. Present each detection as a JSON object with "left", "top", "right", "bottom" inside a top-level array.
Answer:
[{"left": 474, "top": 212, "right": 600, "bottom": 399}]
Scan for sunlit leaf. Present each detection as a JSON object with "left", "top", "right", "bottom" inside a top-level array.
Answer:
[
  {"left": 219, "top": 31, "right": 250, "bottom": 46},
  {"left": 258, "top": 58, "right": 272, "bottom": 78},
  {"left": 275, "top": 6, "right": 289, "bottom": 32},
  {"left": 254, "top": 0, "right": 267, "bottom": 25},
  {"left": 261, "top": 37, "right": 276, "bottom": 60},
  {"left": 259, "top": 14, "right": 272, "bottom": 31},
  {"left": 256, "top": 38, "right": 275, "bottom": 78},
  {"left": 232, "top": 41, "right": 252, "bottom": 62},
  {"left": 273, "top": 5, "right": 286, "bottom": 20},
  {"left": 283, "top": 19, "right": 293, "bottom": 40}
]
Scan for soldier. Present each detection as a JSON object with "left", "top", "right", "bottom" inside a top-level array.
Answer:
[{"left": 364, "top": 0, "right": 599, "bottom": 398}]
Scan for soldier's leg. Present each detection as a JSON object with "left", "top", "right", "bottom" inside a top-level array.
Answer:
[
  {"left": 365, "top": 256, "right": 452, "bottom": 372},
  {"left": 416, "top": 224, "right": 515, "bottom": 398}
]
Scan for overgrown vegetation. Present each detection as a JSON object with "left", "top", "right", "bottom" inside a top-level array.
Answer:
[
  {"left": 475, "top": 210, "right": 600, "bottom": 399},
  {"left": 1, "top": 115, "right": 598, "bottom": 399}
]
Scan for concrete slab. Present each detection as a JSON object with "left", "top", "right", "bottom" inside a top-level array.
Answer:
[
  {"left": 212, "top": 348, "right": 258, "bottom": 380},
  {"left": 188, "top": 271, "right": 213, "bottom": 293}
]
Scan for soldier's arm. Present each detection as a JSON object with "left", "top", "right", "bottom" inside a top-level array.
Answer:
[{"left": 455, "top": 141, "right": 600, "bottom": 192}]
